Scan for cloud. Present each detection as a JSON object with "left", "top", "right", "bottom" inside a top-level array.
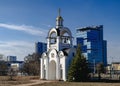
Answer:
[
  {"left": 0, "top": 41, "right": 35, "bottom": 61},
  {"left": 42, "top": 24, "right": 52, "bottom": 28},
  {"left": 0, "top": 23, "right": 47, "bottom": 36},
  {"left": 0, "top": 23, "right": 49, "bottom": 61}
]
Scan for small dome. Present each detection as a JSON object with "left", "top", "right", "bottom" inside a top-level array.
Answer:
[{"left": 56, "top": 16, "right": 63, "bottom": 21}]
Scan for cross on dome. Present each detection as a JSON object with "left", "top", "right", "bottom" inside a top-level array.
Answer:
[
  {"left": 56, "top": 8, "right": 63, "bottom": 28},
  {"left": 58, "top": 8, "right": 61, "bottom": 16}
]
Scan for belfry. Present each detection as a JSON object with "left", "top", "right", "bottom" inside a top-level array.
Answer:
[{"left": 40, "top": 9, "right": 76, "bottom": 81}]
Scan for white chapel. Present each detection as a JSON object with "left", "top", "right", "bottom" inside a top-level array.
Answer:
[{"left": 40, "top": 9, "right": 76, "bottom": 81}]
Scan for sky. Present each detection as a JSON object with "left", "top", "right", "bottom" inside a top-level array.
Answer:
[{"left": 0, "top": 0, "right": 120, "bottom": 62}]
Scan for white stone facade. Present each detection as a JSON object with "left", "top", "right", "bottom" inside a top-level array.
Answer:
[{"left": 40, "top": 10, "right": 76, "bottom": 81}]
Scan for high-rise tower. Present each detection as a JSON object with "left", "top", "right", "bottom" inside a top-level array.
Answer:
[{"left": 76, "top": 25, "right": 107, "bottom": 72}]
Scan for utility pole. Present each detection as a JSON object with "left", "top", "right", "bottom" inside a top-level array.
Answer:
[{"left": 93, "top": 59, "right": 96, "bottom": 74}]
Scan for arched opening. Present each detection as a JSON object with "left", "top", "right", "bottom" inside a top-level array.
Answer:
[
  {"left": 61, "top": 32, "right": 71, "bottom": 44},
  {"left": 50, "top": 32, "right": 57, "bottom": 44},
  {"left": 48, "top": 60, "right": 56, "bottom": 80}
]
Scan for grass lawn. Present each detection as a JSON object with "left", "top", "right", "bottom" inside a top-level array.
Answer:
[
  {"left": 32, "top": 82, "right": 120, "bottom": 86},
  {"left": 0, "top": 80, "right": 32, "bottom": 86},
  {"left": 0, "top": 76, "right": 120, "bottom": 86},
  {"left": 0, "top": 76, "right": 39, "bottom": 86}
]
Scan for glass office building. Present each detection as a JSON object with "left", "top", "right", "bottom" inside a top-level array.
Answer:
[
  {"left": 7, "top": 56, "right": 17, "bottom": 62},
  {"left": 35, "top": 42, "right": 47, "bottom": 54},
  {"left": 76, "top": 25, "right": 107, "bottom": 71}
]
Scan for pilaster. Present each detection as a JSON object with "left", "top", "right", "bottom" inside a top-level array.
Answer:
[
  {"left": 46, "top": 57, "right": 49, "bottom": 79},
  {"left": 40, "top": 58, "right": 44, "bottom": 79}
]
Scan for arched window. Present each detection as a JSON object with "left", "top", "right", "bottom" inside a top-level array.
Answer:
[
  {"left": 50, "top": 32, "right": 57, "bottom": 44},
  {"left": 61, "top": 32, "right": 71, "bottom": 44}
]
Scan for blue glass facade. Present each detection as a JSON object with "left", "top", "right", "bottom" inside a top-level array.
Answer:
[
  {"left": 76, "top": 25, "right": 107, "bottom": 69},
  {"left": 7, "top": 56, "right": 17, "bottom": 62},
  {"left": 35, "top": 42, "right": 47, "bottom": 54}
]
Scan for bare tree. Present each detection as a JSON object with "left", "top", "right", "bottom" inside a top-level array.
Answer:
[
  {"left": 22, "top": 53, "right": 41, "bottom": 76},
  {"left": 96, "top": 62, "right": 105, "bottom": 80},
  {"left": 8, "top": 68, "right": 17, "bottom": 80}
]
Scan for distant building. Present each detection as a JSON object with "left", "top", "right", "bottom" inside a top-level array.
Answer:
[
  {"left": 7, "top": 56, "right": 24, "bottom": 73},
  {"left": 7, "top": 56, "right": 17, "bottom": 62},
  {"left": 111, "top": 62, "right": 120, "bottom": 74},
  {"left": 106, "top": 62, "right": 120, "bottom": 74},
  {"left": 0, "top": 54, "right": 5, "bottom": 61},
  {"left": 76, "top": 25, "right": 107, "bottom": 71},
  {"left": 10, "top": 61, "right": 24, "bottom": 71},
  {"left": 35, "top": 42, "right": 47, "bottom": 54}
]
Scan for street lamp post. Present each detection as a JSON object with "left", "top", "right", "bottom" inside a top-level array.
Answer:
[{"left": 93, "top": 59, "right": 96, "bottom": 74}]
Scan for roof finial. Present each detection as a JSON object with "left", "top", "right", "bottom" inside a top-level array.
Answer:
[
  {"left": 58, "top": 8, "right": 61, "bottom": 16},
  {"left": 56, "top": 8, "right": 63, "bottom": 28}
]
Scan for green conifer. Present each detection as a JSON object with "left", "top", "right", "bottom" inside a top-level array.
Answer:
[{"left": 67, "top": 44, "right": 89, "bottom": 82}]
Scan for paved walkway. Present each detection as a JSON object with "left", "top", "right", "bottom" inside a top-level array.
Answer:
[{"left": 13, "top": 80, "right": 52, "bottom": 86}]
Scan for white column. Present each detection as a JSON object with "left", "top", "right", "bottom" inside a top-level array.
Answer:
[
  {"left": 40, "top": 58, "right": 44, "bottom": 79},
  {"left": 47, "top": 38, "right": 50, "bottom": 51},
  {"left": 46, "top": 57, "right": 49, "bottom": 80},
  {"left": 63, "top": 57, "right": 66, "bottom": 81},
  {"left": 56, "top": 37, "right": 60, "bottom": 51}
]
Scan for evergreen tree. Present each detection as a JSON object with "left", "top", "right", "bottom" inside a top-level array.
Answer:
[
  {"left": 67, "top": 44, "right": 89, "bottom": 82},
  {"left": 0, "top": 61, "right": 8, "bottom": 75}
]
